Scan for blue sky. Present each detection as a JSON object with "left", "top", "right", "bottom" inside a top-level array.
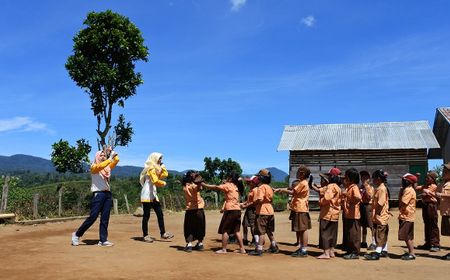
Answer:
[{"left": 1, "top": 0, "right": 449, "bottom": 173}]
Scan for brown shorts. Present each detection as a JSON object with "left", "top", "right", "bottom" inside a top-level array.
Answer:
[
  {"left": 242, "top": 207, "right": 256, "bottom": 228},
  {"left": 184, "top": 209, "right": 206, "bottom": 242},
  {"left": 255, "top": 214, "right": 275, "bottom": 236},
  {"left": 218, "top": 210, "right": 241, "bottom": 235},
  {"left": 320, "top": 219, "right": 338, "bottom": 249},
  {"left": 291, "top": 211, "right": 312, "bottom": 232},
  {"left": 398, "top": 220, "right": 414, "bottom": 241},
  {"left": 360, "top": 204, "right": 373, "bottom": 228},
  {"left": 441, "top": 216, "right": 450, "bottom": 236},
  {"left": 374, "top": 224, "right": 389, "bottom": 247},
  {"left": 344, "top": 218, "right": 361, "bottom": 253}
]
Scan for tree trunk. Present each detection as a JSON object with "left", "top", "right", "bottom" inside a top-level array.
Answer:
[{"left": 33, "top": 193, "right": 40, "bottom": 219}]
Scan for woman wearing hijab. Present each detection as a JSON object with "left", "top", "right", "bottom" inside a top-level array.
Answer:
[
  {"left": 140, "top": 152, "right": 174, "bottom": 242},
  {"left": 71, "top": 148, "right": 119, "bottom": 247}
]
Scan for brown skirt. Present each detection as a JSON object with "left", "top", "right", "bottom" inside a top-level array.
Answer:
[
  {"left": 242, "top": 207, "right": 256, "bottom": 229},
  {"left": 184, "top": 209, "right": 206, "bottom": 242},
  {"left": 255, "top": 214, "right": 275, "bottom": 236},
  {"left": 344, "top": 218, "right": 361, "bottom": 254},
  {"left": 291, "top": 211, "right": 312, "bottom": 232},
  {"left": 218, "top": 210, "right": 241, "bottom": 235},
  {"left": 374, "top": 224, "right": 389, "bottom": 247},
  {"left": 398, "top": 220, "right": 414, "bottom": 241},
  {"left": 441, "top": 215, "right": 450, "bottom": 236},
  {"left": 360, "top": 204, "right": 373, "bottom": 228},
  {"left": 320, "top": 219, "right": 338, "bottom": 249}
]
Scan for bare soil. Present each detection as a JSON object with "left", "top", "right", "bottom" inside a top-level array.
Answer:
[{"left": 1, "top": 209, "right": 449, "bottom": 280}]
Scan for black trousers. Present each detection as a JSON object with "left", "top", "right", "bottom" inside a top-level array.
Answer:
[{"left": 142, "top": 201, "right": 166, "bottom": 237}]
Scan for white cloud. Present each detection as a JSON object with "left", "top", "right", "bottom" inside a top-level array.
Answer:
[
  {"left": 230, "top": 0, "right": 246, "bottom": 12},
  {"left": 301, "top": 15, "right": 315, "bottom": 27},
  {"left": 0, "top": 117, "right": 54, "bottom": 134}
]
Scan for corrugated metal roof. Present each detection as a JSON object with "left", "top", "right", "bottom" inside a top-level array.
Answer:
[
  {"left": 278, "top": 121, "right": 440, "bottom": 151},
  {"left": 438, "top": 107, "right": 450, "bottom": 123}
]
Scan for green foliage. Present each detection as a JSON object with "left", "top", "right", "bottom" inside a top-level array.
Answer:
[
  {"left": 51, "top": 139, "right": 91, "bottom": 174},
  {"left": 65, "top": 10, "right": 149, "bottom": 147},
  {"left": 430, "top": 165, "right": 443, "bottom": 184},
  {"left": 200, "top": 157, "right": 243, "bottom": 184},
  {"left": 114, "top": 114, "right": 134, "bottom": 147}
]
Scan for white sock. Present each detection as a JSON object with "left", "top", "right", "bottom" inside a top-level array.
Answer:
[
  {"left": 197, "top": 242, "right": 203, "bottom": 246},
  {"left": 383, "top": 243, "right": 388, "bottom": 251},
  {"left": 301, "top": 247, "right": 307, "bottom": 252},
  {"left": 257, "top": 245, "right": 263, "bottom": 251},
  {"left": 376, "top": 247, "right": 382, "bottom": 254},
  {"left": 187, "top": 242, "right": 192, "bottom": 247},
  {"left": 254, "top": 235, "right": 259, "bottom": 243},
  {"left": 271, "top": 240, "right": 276, "bottom": 247},
  {"left": 372, "top": 237, "right": 376, "bottom": 245}
]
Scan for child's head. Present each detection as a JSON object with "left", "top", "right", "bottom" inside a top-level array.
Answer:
[
  {"left": 245, "top": 176, "right": 259, "bottom": 189},
  {"left": 344, "top": 168, "right": 360, "bottom": 186},
  {"left": 226, "top": 170, "right": 244, "bottom": 195},
  {"left": 319, "top": 174, "right": 330, "bottom": 187},
  {"left": 443, "top": 163, "right": 450, "bottom": 182},
  {"left": 182, "top": 170, "right": 196, "bottom": 185},
  {"left": 372, "top": 169, "right": 388, "bottom": 185},
  {"left": 289, "top": 179, "right": 300, "bottom": 190},
  {"left": 425, "top": 171, "right": 438, "bottom": 185},
  {"left": 359, "top": 170, "right": 370, "bottom": 182},
  {"left": 401, "top": 173, "right": 417, "bottom": 188},
  {"left": 257, "top": 168, "right": 272, "bottom": 184},
  {"left": 296, "top": 166, "right": 311, "bottom": 180}
]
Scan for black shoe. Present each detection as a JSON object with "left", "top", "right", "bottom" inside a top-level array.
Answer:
[
  {"left": 291, "top": 249, "right": 308, "bottom": 257},
  {"left": 193, "top": 244, "right": 204, "bottom": 251},
  {"left": 417, "top": 244, "right": 430, "bottom": 250},
  {"left": 364, "top": 252, "right": 380, "bottom": 260},
  {"left": 184, "top": 245, "right": 192, "bottom": 253},
  {"left": 380, "top": 251, "right": 389, "bottom": 258},
  {"left": 361, "top": 242, "right": 368, "bottom": 249},
  {"left": 243, "top": 239, "right": 249, "bottom": 246},
  {"left": 268, "top": 245, "right": 279, "bottom": 254},
  {"left": 343, "top": 253, "right": 359, "bottom": 260},
  {"left": 429, "top": 246, "right": 440, "bottom": 252},
  {"left": 442, "top": 253, "right": 450, "bottom": 260},
  {"left": 248, "top": 249, "right": 263, "bottom": 256},
  {"left": 368, "top": 244, "right": 377, "bottom": 251},
  {"left": 401, "top": 253, "right": 416, "bottom": 261}
]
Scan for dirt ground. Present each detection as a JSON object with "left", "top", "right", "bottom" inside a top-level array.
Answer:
[{"left": 1, "top": 209, "right": 449, "bottom": 280}]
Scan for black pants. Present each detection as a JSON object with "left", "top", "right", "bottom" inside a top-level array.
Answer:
[
  {"left": 142, "top": 201, "right": 166, "bottom": 237},
  {"left": 422, "top": 202, "right": 440, "bottom": 247}
]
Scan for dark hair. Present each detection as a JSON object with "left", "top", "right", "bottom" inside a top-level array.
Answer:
[
  {"left": 258, "top": 171, "right": 272, "bottom": 184},
  {"left": 227, "top": 171, "right": 244, "bottom": 196},
  {"left": 345, "top": 168, "right": 360, "bottom": 184},
  {"left": 359, "top": 170, "right": 370, "bottom": 178},
  {"left": 372, "top": 169, "right": 388, "bottom": 183},
  {"left": 182, "top": 170, "right": 196, "bottom": 185},
  {"left": 329, "top": 175, "right": 341, "bottom": 185},
  {"left": 297, "top": 166, "right": 311, "bottom": 178}
]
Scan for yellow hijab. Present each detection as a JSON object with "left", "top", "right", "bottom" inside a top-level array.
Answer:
[{"left": 139, "top": 152, "right": 163, "bottom": 187}]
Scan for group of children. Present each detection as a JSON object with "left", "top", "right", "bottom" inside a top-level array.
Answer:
[
  {"left": 70, "top": 149, "right": 450, "bottom": 261},
  {"left": 180, "top": 163, "right": 450, "bottom": 261}
]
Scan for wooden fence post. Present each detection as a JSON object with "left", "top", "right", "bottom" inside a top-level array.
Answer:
[
  {"left": 162, "top": 196, "right": 166, "bottom": 210},
  {"left": 213, "top": 192, "right": 218, "bottom": 208},
  {"left": 113, "top": 199, "right": 119, "bottom": 215},
  {"left": 168, "top": 194, "right": 173, "bottom": 210},
  {"left": 33, "top": 193, "right": 40, "bottom": 219},
  {"left": 0, "top": 176, "right": 10, "bottom": 213},
  {"left": 123, "top": 194, "right": 130, "bottom": 214},
  {"left": 58, "top": 185, "right": 63, "bottom": 217}
]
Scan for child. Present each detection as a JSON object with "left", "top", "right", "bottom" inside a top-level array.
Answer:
[
  {"left": 139, "top": 153, "right": 174, "bottom": 242},
  {"left": 201, "top": 171, "right": 246, "bottom": 254},
  {"left": 437, "top": 163, "right": 450, "bottom": 260},
  {"left": 249, "top": 169, "right": 279, "bottom": 256},
  {"left": 398, "top": 173, "right": 417, "bottom": 260},
  {"left": 364, "top": 169, "right": 390, "bottom": 260},
  {"left": 342, "top": 168, "right": 362, "bottom": 260},
  {"left": 315, "top": 173, "right": 341, "bottom": 259},
  {"left": 71, "top": 148, "right": 119, "bottom": 247},
  {"left": 359, "top": 171, "right": 376, "bottom": 250},
  {"left": 416, "top": 172, "right": 440, "bottom": 252},
  {"left": 241, "top": 176, "right": 259, "bottom": 247},
  {"left": 182, "top": 170, "right": 206, "bottom": 252},
  {"left": 276, "top": 166, "right": 312, "bottom": 257}
]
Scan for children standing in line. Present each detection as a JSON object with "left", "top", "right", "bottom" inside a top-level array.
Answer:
[
  {"left": 437, "top": 163, "right": 450, "bottom": 260},
  {"left": 241, "top": 176, "right": 259, "bottom": 246},
  {"left": 398, "top": 173, "right": 417, "bottom": 260},
  {"left": 364, "top": 169, "right": 390, "bottom": 260},
  {"left": 416, "top": 172, "right": 440, "bottom": 252},
  {"left": 315, "top": 173, "right": 342, "bottom": 259},
  {"left": 139, "top": 153, "right": 174, "bottom": 242},
  {"left": 359, "top": 171, "right": 376, "bottom": 250},
  {"left": 182, "top": 170, "right": 206, "bottom": 252},
  {"left": 249, "top": 169, "right": 279, "bottom": 256},
  {"left": 342, "top": 168, "right": 362, "bottom": 260},
  {"left": 276, "top": 166, "right": 312, "bottom": 257},
  {"left": 201, "top": 171, "right": 246, "bottom": 254}
]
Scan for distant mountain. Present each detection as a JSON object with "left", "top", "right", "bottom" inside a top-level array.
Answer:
[
  {"left": 267, "top": 167, "right": 288, "bottom": 182},
  {"left": 0, "top": 154, "right": 182, "bottom": 177}
]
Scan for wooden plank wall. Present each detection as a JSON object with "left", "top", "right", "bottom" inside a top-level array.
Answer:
[{"left": 288, "top": 149, "right": 428, "bottom": 200}]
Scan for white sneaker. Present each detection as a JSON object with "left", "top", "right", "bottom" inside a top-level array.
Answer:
[
  {"left": 71, "top": 232, "right": 79, "bottom": 246},
  {"left": 98, "top": 240, "right": 114, "bottom": 247}
]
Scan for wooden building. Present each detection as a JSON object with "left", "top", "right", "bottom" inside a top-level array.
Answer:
[
  {"left": 277, "top": 121, "right": 440, "bottom": 200},
  {"left": 429, "top": 107, "right": 450, "bottom": 164}
]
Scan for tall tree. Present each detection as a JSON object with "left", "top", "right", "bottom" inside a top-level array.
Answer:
[
  {"left": 65, "top": 10, "right": 149, "bottom": 149},
  {"left": 51, "top": 139, "right": 92, "bottom": 174},
  {"left": 201, "top": 157, "right": 243, "bottom": 184}
]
